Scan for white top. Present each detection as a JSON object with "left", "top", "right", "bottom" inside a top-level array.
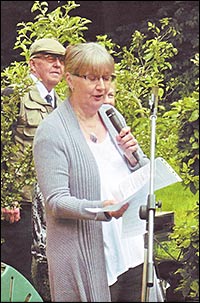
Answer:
[
  {"left": 88, "top": 132, "right": 165, "bottom": 302},
  {"left": 88, "top": 133, "right": 144, "bottom": 286}
]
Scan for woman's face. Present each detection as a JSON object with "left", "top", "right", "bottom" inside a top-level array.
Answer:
[
  {"left": 104, "top": 86, "right": 115, "bottom": 106},
  {"left": 66, "top": 69, "right": 114, "bottom": 113}
]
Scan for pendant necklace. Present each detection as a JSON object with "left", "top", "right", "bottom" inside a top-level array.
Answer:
[
  {"left": 89, "top": 132, "right": 98, "bottom": 143},
  {"left": 78, "top": 118, "right": 98, "bottom": 143}
]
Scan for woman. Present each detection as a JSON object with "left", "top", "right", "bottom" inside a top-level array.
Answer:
[
  {"left": 33, "top": 42, "right": 147, "bottom": 302},
  {"left": 104, "top": 82, "right": 115, "bottom": 106}
]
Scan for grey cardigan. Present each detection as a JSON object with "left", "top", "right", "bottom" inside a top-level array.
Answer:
[{"left": 33, "top": 99, "right": 148, "bottom": 302}]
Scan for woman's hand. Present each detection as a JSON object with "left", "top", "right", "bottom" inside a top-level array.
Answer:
[
  {"left": 116, "top": 126, "right": 138, "bottom": 166},
  {"left": 103, "top": 200, "right": 129, "bottom": 219}
]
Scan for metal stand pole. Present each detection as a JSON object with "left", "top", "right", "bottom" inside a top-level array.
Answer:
[{"left": 140, "top": 87, "right": 159, "bottom": 302}]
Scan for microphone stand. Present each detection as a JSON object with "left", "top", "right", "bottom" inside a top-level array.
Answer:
[{"left": 140, "top": 87, "right": 159, "bottom": 302}]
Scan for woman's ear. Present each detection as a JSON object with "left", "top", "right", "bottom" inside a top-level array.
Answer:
[{"left": 65, "top": 72, "right": 74, "bottom": 91}]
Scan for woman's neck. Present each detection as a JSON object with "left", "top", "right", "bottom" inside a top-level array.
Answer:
[{"left": 76, "top": 110, "right": 107, "bottom": 144}]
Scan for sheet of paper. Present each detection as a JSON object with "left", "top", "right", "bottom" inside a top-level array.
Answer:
[{"left": 86, "top": 157, "right": 182, "bottom": 237}]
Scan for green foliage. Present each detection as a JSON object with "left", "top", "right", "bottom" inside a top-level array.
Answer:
[
  {"left": 155, "top": 183, "right": 199, "bottom": 300},
  {"left": 14, "top": 1, "right": 91, "bottom": 61},
  {"left": 170, "top": 203, "right": 199, "bottom": 300},
  {"left": 161, "top": 54, "right": 199, "bottom": 298},
  {"left": 102, "top": 19, "right": 180, "bottom": 166},
  {"left": 153, "top": 1, "right": 199, "bottom": 102},
  {"left": 163, "top": 54, "right": 199, "bottom": 194},
  {"left": 1, "top": 67, "right": 34, "bottom": 209}
]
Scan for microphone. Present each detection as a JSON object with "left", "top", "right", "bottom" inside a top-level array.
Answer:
[{"left": 106, "top": 107, "right": 140, "bottom": 162}]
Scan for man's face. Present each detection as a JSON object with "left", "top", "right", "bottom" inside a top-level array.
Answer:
[{"left": 30, "top": 53, "right": 65, "bottom": 91}]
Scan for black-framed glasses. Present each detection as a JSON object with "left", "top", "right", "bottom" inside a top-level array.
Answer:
[
  {"left": 32, "top": 53, "right": 65, "bottom": 64},
  {"left": 72, "top": 73, "right": 116, "bottom": 84}
]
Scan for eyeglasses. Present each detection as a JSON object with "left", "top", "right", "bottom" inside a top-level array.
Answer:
[
  {"left": 32, "top": 53, "right": 65, "bottom": 64},
  {"left": 72, "top": 74, "right": 116, "bottom": 84}
]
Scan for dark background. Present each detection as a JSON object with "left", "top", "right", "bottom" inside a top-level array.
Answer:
[{"left": 1, "top": 1, "right": 169, "bottom": 69}]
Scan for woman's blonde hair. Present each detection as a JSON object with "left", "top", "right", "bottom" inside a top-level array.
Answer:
[{"left": 64, "top": 42, "right": 115, "bottom": 76}]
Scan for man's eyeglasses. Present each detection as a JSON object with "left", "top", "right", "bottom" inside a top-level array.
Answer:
[
  {"left": 32, "top": 53, "right": 65, "bottom": 64},
  {"left": 73, "top": 74, "right": 116, "bottom": 84}
]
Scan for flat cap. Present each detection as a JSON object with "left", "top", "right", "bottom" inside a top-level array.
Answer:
[{"left": 30, "top": 38, "right": 66, "bottom": 57}]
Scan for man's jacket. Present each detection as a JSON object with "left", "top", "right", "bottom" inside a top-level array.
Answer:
[{"left": 13, "top": 84, "right": 62, "bottom": 203}]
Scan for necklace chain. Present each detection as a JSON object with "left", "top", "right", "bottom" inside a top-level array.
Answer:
[{"left": 78, "top": 119, "right": 98, "bottom": 143}]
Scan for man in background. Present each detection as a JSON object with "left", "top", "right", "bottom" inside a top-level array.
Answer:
[{"left": 1, "top": 38, "right": 65, "bottom": 301}]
